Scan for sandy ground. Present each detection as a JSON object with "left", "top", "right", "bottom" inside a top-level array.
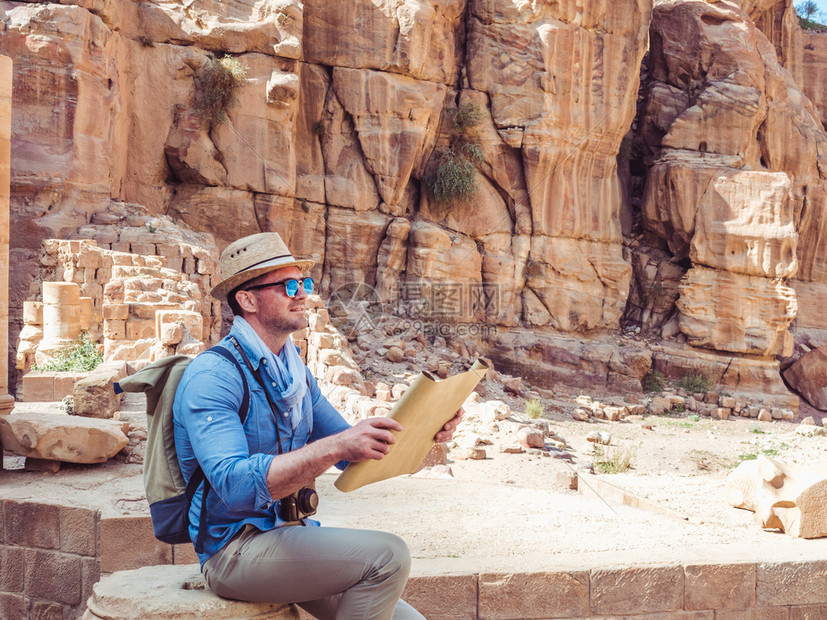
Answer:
[{"left": 3, "top": 395, "right": 826, "bottom": 575}]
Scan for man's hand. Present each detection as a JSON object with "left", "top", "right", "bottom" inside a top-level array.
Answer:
[
  {"left": 337, "top": 417, "right": 403, "bottom": 463},
  {"left": 434, "top": 407, "right": 463, "bottom": 443}
]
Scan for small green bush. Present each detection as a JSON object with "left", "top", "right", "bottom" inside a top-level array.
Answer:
[
  {"left": 642, "top": 370, "right": 666, "bottom": 393},
  {"left": 593, "top": 444, "right": 633, "bottom": 474},
  {"left": 678, "top": 372, "right": 712, "bottom": 394},
  {"left": 452, "top": 102, "right": 484, "bottom": 135},
  {"left": 424, "top": 103, "right": 485, "bottom": 209},
  {"left": 525, "top": 399, "right": 544, "bottom": 419},
  {"left": 33, "top": 332, "right": 103, "bottom": 373},
  {"left": 194, "top": 55, "right": 247, "bottom": 120},
  {"left": 748, "top": 422, "right": 766, "bottom": 435},
  {"left": 423, "top": 150, "right": 478, "bottom": 206}
]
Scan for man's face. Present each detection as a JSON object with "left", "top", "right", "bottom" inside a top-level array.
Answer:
[{"left": 244, "top": 266, "right": 309, "bottom": 336}]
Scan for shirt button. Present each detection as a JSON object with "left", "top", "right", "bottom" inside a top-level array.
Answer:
[
  {"left": 262, "top": 360, "right": 267, "bottom": 366},
  {"left": 271, "top": 382, "right": 277, "bottom": 387},
  {"left": 283, "top": 413, "right": 288, "bottom": 417},
  {"left": 207, "top": 416, "right": 213, "bottom": 422}
]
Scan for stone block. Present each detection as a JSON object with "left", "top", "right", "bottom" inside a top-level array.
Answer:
[
  {"left": 715, "top": 608, "right": 789, "bottom": 620},
  {"left": 590, "top": 565, "right": 684, "bottom": 615},
  {"left": 757, "top": 560, "right": 827, "bottom": 606},
  {"left": 73, "top": 370, "right": 121, "bottom": 419},
  {"left": 156, "top": 310, "right": 204, "bottom": 341},
  {"left": 126, "top": 318, "right": 155, "bottom": 341},
  {"left": 0, "top": 594, "right": 26, "bottom": 619},
  {"left": 54, "top": 372, "right": 83, "bottom": 399},
  {"left": 25, "top": 548, "right": 82, "bottom": 605},
  {"left": 160, "top": 322, "right": 184, "bottom": 345},
  {"left": 100, "top": 516, "right": 172, "bottom": 573},
  {"left": 684, "top": 563, "right": 756, "bottom": 610},
  {"left": 403, "top": 574, "right": 477, "bottom": 620},
  {"left": 23, "top": 300, "right": 43, "bottom": 325},
  {"left": 130, "top": 242, "right": 156, "bottom": 255},
  {"left": 0, "top": 545, "right": 24, "bottom": 592},
  {"left": 32, "top": 601, "right": 64, "bottom": 619},
  {"left": 85, "top": 564, "right": 298, "bottom": 618},
  {"left": 104, "top": 319, "right": 126, "bottom": 340},
  {"left": 77, "top": 250, "right": 100, "bottom": 270},
  {"left": 24, "top": 457, "right": 62, "bottom": 472},
  {"left": 0, "top": 412, "right": 129, "bottom": 464},
  {"left": 790, "top": 605, "right": 827, "bottom": 619},
  {"left": 60, "top": 506, "right": 99, "bottom": 556},
  {"left": 172, "top": 543, "right": 199, "bottom": 565},
  {"left": 19, "top": 372, "right": 55, "bottom": 401},
  {"left": 712, "top": 407, "right": 731, "bottom": 420},
  {"left": 102, "top": 304, "right": 129, "bottom": 320},
  {"left": 81, "top": 556, "right": 101, "bottom": 612},
  {"left": 416, "top": 443, "right": 448, "bottom": 471},
  {"left": 4, "top": 500, "right": 60, "bottom": 549},
  {"left": 478, "top": 570, "right": 589, "bottom": 619}
]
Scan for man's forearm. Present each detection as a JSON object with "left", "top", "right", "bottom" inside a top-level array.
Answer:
[{"left": 265, "top": 434, "right": 343, "bottom": 500}]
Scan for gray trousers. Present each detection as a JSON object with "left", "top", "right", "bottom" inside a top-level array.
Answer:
[{"left": 202, "top": 525, "right": 425, "bottom": 620}]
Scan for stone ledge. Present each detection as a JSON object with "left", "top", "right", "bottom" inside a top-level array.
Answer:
[{"left": 82, "top": 564, "right": 300, "bottom": 619}]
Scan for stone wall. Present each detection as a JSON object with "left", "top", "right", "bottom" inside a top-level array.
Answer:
[
  {"left": 3, "top": 497, "right": 827, "bottom": 620},
  {"left": 16, "top": 216, "right": 221, "bottom": 371},
  {"left": 0, "top": 500, "right": 101, "bottom": 620}
]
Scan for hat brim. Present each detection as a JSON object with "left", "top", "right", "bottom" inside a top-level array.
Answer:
[{"left": 211, "top": 258, "right": 316, "bottom": 301}]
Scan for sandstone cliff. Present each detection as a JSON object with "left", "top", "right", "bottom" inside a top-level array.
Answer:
[{"left": 1, "top": 0, "right": 825, "bottom": 405}]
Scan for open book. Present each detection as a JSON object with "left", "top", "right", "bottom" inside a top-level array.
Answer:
[{"left": 335, "top": 359, "right": 488, "bottom": 492}]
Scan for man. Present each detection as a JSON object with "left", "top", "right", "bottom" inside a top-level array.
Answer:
[{"left": 173, "top": 232, "right": 460, "bottom": 619}]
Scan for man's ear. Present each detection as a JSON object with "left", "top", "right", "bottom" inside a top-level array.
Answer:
[{"left": 234, "top": 289, "right": 258, "bottom": 314}]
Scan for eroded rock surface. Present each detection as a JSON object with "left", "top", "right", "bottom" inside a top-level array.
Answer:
[
  {"left": 0, "top": 411, "right": 129, "bottom": 463},
  {"left": 639, "top": 0, "right": 827, "bottom": 359},
  {"left": 1, "top": 0, "right": 826, "bottom": 401}
]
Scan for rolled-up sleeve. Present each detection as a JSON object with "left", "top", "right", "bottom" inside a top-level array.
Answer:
[
  {"left": 306, "top": 370, "right": 351, "bottom": 469},
  {"left": 175, "top": 360, "right": 275, "bottom": 512}
]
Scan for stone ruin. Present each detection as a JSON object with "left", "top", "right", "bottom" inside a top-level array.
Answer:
[
  {"left": 17, "top": 221, "right": 221, "bottom": 375},
  {"left": 728, "top": 454, "right": 827, "bottom": 538}
]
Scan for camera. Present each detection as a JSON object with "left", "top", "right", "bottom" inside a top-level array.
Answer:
[{"left": 278, "top": 486, "right": 318, "bottom": 522}]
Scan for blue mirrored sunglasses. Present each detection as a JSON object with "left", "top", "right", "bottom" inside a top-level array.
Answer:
[{"left": 245, "top": 277, "right": 314, "bottom": 298}]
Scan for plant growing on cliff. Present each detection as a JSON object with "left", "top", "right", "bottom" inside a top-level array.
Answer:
[
  {"left": 796, "top": 1, "right": 826, "bottom": 28},
  {"left": 33, "top": 332, "right": 103, "bottom": 373},
  {"left": 642, "top": 369, "right": 666, "bottom": 394},
  {"left": 194, "top": 55, "right": 247, "bottom": 121},
  {"left": 423, "top": 103, "right": 485, "bottom": 209},
  {"left": 678, "top": 372, "right": 712, "bottom": 394}
]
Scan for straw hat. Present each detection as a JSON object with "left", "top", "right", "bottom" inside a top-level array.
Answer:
[{"left": 211, "top": 232, "right": 315, "bottom": 301}]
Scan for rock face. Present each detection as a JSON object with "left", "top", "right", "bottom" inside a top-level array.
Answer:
[
  {"left": 727, "top": 455, "right": 827, "bottom": 538},
  {"left": 1, "top": 0, "right": 826, "bottom": 398},
  {"left": 783, "top": 345, "right": 827, "bottom": 410},
  {"left": 0, "top": 411, "right": 129, "bottom": 463},
  {"left": 639, "top": 0, "right": 827, "bottom": 362}
]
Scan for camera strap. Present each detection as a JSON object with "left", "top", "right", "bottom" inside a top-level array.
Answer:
[{"left": 229, "top": 336, "right": 285, "bottom": 456}]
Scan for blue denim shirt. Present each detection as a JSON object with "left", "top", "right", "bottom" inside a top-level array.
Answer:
[{"left": 173, "top": 323, "right": 351, "bottom": 565}]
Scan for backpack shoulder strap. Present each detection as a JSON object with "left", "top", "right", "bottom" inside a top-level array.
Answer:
[
  {"left": 203, "top": 345, "right": 250, "bottom": 424},
  {"left": 191, "top": 344, "right": 250, "bottom": 554}
]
